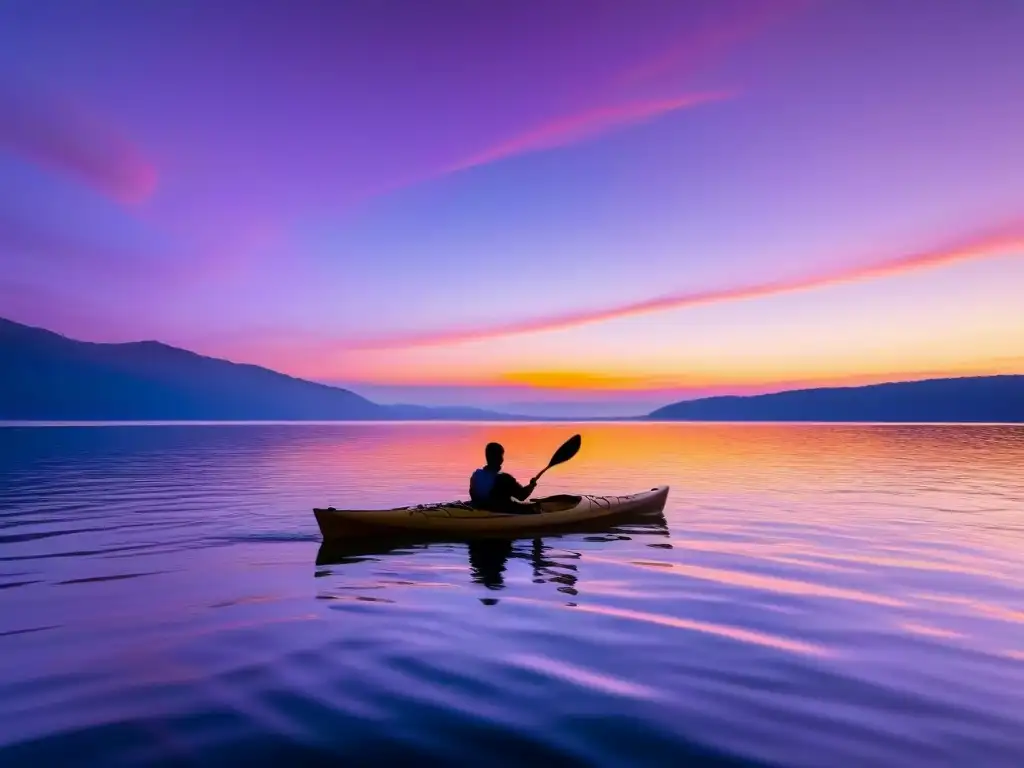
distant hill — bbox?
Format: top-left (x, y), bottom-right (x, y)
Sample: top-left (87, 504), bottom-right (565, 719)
top-left (648, 376), bottom-right (1024, 423)
top-left (0, 318), bottom-right (515, 421)
top-left (6, 317), bottom-right (1019, 423)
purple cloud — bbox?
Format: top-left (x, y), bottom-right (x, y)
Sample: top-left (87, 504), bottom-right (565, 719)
top-left (0, 79), bottom-right (157, 204)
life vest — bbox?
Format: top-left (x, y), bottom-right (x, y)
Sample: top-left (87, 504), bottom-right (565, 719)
top-left (469, 466), bottom-right (497, 504)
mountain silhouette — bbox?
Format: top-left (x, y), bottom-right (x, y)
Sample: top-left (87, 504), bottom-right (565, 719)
top-left (648, 376), bottom-right (1024, 423)
top-left (0, 318), bottom-right (514, 421)
top-left (5, 317), bottom-right (1020, 422)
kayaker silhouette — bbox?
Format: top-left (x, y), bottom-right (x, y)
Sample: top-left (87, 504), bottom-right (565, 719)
top-left (469, 442), bottom-right (539, 513)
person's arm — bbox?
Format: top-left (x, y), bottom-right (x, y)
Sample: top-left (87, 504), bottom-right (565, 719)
top-left (504, 473), bottom-right (537, 501)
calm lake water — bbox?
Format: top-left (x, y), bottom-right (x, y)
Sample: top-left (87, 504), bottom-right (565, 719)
top-left (1, 423), bottom-right (1023, 766)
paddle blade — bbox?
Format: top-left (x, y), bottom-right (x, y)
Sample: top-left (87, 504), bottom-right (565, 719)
top-left (547, 434), bottom-right (582, 469)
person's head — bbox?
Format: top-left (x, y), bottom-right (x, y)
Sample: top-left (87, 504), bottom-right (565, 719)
top-left (484, 441), bottom-right (504, 469)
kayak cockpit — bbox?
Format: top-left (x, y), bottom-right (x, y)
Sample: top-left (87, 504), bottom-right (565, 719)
top-left (532, 494), bottom-right (583, 513)
top-left (402, 494), bottom-right (584, 517)
top-left (468, 494), bottom-right (583, 516)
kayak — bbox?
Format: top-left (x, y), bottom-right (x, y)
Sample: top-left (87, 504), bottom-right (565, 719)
top-left (314, 485), bottom-right (669, 539)
top-left (313, 485), bottom-right (670, 540)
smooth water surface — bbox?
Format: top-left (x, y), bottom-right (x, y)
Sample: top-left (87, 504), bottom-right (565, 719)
top-left (1, 423), bottom-right (1023, 766)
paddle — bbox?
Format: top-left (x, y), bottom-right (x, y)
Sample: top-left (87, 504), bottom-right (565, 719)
top-left (531, 434), bottom-right (582, 485)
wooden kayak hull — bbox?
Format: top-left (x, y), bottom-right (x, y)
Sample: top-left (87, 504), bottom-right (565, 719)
top-left (313, 485), bottom-right (670, 540)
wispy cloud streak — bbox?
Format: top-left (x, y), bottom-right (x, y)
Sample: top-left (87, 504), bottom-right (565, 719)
top-left (345, 220), bottom-right (1024, 350)
top-left (443, 91), bottom-right (731, 175)
top-left (0, 80), bottom-right (157, 204)
top-left (348, 3), bottom-right (789, 205)
top-left (349, 90), bottom-right (731, 209)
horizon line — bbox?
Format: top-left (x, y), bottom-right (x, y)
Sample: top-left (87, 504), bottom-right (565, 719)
top-left (3, 314), bottom-right (1022, 416)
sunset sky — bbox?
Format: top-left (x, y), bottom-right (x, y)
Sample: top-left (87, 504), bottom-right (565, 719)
top-left (1, 0), bottom-right (1022, 416)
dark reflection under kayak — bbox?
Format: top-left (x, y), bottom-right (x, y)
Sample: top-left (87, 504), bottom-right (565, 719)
top-left (314, 513), bottom-right (670, 600)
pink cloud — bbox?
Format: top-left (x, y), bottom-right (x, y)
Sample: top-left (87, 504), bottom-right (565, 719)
top-left (442, 91), bottom-right (732, 175)
top-left (343, 90), bottom-right (732, 211)
top-left (0, 79), bottom-right (157, 205)
top-left (344, 4), bottom-right (797, 208)
top-left (344, 217), bottom-right (1024, 350)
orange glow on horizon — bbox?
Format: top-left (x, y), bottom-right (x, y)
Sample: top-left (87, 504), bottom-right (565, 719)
top-left (321, 359), bottom-right (1023, 401)
top-left (495, 360), bottom-right (1024, 392)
